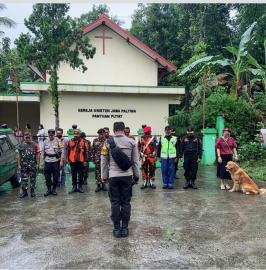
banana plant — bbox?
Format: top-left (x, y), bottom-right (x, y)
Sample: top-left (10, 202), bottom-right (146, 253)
top-left (179, 55), bottom-right (229, 128)
top-left (246, 39), bottom-right (266, 91)
top-left (179, 22), bottom-right (257, 98)
top-left (224, 22), bottom-right (257, 96)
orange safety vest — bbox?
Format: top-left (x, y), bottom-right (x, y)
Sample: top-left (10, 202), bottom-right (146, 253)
top-left (68, 138), bottom-right (88, 163)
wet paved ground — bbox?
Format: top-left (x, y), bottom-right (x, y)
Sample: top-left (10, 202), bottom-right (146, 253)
top-left (0, 166), bottom-right (266, 269)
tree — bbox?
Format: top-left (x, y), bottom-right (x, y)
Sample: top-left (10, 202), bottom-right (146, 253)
top-left (178, 22), bottom-right (257, 98)
top-left (76, 4), bottom-right (122, 27)
top-left (15, 4), bottom-right (96, 128)
top-left (234, 4), bottom-right (266, 64)
top-left (0, 4), bottom-right (15, 35)
top-left (0, 37), bottom-right (31, 90)
top-left (247, 39), bottom-right (266, 91)
top-left (130, 4), bottom-right (233, 85)
top-left (0, 37), bottom-right (31, 128)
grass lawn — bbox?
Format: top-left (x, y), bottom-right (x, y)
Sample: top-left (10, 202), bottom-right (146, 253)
top-left (240, 160), bottom-right (266, 181)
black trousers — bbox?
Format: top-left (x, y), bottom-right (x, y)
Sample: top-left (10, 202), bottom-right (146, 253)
top-left (175, 158), bottom-right (179, 175)
top-left (44, 161), bottom-right (59, 189)
top-left (183, 156), bottom-right (198, 181)
top-left (108, 176), bottom-right (133, 226)
top-left (70, 162), bottom-right (84, 186)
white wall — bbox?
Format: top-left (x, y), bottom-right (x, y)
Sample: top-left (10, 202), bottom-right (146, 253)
top-left (56, 25), bottom-right (158, 86)
top-left (40, 92), bottom-right (177, 136)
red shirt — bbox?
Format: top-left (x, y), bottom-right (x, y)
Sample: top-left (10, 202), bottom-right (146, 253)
top-left (215, 137), bottom-right (237, 156)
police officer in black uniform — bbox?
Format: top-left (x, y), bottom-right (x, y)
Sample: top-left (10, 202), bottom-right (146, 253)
top-left (179, 126), bottom-right (202, 189)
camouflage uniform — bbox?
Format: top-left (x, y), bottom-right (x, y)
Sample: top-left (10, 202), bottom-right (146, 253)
top-left (17, 141), bottom-right (40, 191)
top-left (92, 136), bottom-right (106, 184)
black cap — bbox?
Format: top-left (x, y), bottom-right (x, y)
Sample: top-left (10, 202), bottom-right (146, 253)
top-left (171, 126), bottom-right (176, 132)
top-left (187, 126), bottom-right (194, 132)
top-left (48, 129), bottom-right (55, 135)
top-left (72, 124), bottom-right (77, 129)
top-left (97, 128), bottom-right (105, 134)
top-left (80, 132), bottom-right (86, 138)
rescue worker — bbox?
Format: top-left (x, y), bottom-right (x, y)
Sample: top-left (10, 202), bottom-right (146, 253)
top-left (139, 126), bottom-right (157, 189)
top-left (138, 124), bottom-right (147, 152)
top-left (80, 132), bottom-right (92, 185)
top-left (157, 126), bottom-right (179, 189)
top-left (179, 126), bottom-right (202, 189)
top-left (92, 128), bottom-right (107, 192)
top-left (125, 127), bottom-right (135, 140)
top-left (17, 132), bottom-right (40, 198)
top-left (101, 121), bottom-right (139, 238)
top-left (68, 129), bottom-right (89, 193)
top-left (56, 128), bottom-right (68, 186)
top-left (43, 129), bottom-right (64, 196)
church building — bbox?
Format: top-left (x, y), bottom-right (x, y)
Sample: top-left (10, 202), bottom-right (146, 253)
top-left (4, 14), bottom-right (185, 135)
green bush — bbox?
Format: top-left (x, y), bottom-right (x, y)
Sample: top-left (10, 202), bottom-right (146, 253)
top-left (238, 141), bottom-right (266, 161)
top-left (168, 109), bottom-right (190, 134)
top-left (190, 92), bottom-right (262, 144)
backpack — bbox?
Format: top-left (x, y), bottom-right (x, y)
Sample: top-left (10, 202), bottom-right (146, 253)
top-left (108, 137), bottom-right (133, 171)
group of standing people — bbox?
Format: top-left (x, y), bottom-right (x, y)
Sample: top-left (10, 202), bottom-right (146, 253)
top-left (15, 121), bottom-right (238, 238)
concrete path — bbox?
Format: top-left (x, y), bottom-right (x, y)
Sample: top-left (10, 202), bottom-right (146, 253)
top-left (0, 167), bottom-right (266, 269)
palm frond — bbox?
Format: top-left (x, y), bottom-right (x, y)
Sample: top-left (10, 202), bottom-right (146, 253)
top-left (0, 17), bottom-right (16, 28)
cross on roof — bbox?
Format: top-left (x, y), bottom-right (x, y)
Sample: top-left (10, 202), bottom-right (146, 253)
top-left (95, 29), bottom-right (112, 55)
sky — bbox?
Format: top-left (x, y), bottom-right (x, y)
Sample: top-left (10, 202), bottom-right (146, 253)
top-left (1, 3), bottom-right (138, 46)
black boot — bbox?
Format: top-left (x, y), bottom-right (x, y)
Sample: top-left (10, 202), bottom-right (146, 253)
top-left (51, 187), bottom-right (57, 195)
top-left (77, 184), bottom-right (84, 193)
top-left (113, 222), bottom-right (121, 238)
top-left (69, 185), bottom-right (78, 194)
top-left (191, 179), bottom-right (198, 189)
top-left (140, 180), bottom-right (147, 189)
top-left (101, 183), bottom-right (108, 191)
top-left (95, 184), bottom-right (101, 192)
top-left (19, 189), bottom-right (28, 198)
top-left (30, 188), bottom-right (36, 198)
top-left (183, 179), bottom-right (190, 189)
top-left (44, 187), bottom-right (52, 197)
top-left (121, 221), bottom-right (129, 238)
top-left (149, 180), bottom-right (156, 189)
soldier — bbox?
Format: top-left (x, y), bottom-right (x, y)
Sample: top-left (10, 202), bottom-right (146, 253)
top-left (68, 129), bottom-right (89, 193)
top-left (56, 128), bottom-right (68, 186)
top-left (92, 128), bottom-right (107, 192)
top-left (101, 121), bottom-right (139, 238)
top-left (125, 127), bottom-right (135, 140)
top-left (103, 127), bottom-right (111, 139)
top-left (43, 129), bottom-right (64, 196)
top-left (17, 132), bottom-right (41, 198)
top-left (139, 126), bottom-right (157, 189)
top-left (157, 126), bottom-right (179, 189)
top-left (179, 126), bottom-right (202, 189)
top-left (80, 132), bottom-right (92, 185)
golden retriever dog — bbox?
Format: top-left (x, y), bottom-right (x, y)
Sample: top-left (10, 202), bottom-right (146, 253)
top-left (225, 161), bottom-right (266, 195)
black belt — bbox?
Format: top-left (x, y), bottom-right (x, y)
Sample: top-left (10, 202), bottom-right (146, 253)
top-left (45, 153), bottom-right (57, 157)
